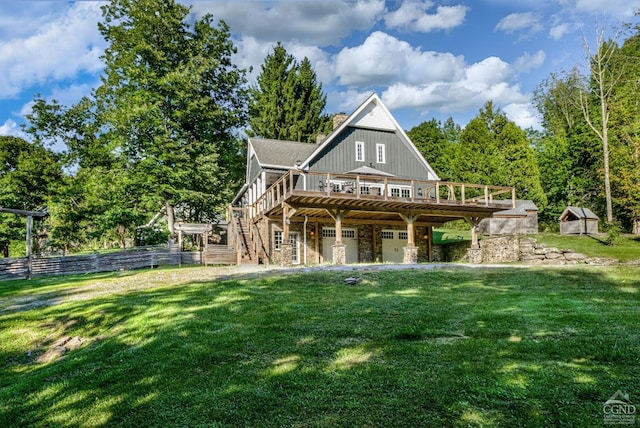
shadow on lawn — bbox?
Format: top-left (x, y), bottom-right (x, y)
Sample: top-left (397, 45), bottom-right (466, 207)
top-left (1, 266), bottom-right (639, 427)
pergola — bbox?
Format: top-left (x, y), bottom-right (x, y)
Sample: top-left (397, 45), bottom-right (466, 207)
top-left (0, 207), bottom-right (48, 278)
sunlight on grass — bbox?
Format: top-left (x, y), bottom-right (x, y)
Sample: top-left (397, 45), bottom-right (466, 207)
top-left (327, 346), bottom-right (374, 371)
top-left (266, 355), bottom-right (300, 376)
top-left (574, 374), bottom-right (597, 384)
top-left (212, 292), bottom-right (251, 307)
top-left (394, 288), bottom-right (422, 296)
top-left (458, 406), bottom-right (499, 426)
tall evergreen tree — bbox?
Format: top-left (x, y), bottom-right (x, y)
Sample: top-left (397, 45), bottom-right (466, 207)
top-left (249, 43), bottom-right (329, 142)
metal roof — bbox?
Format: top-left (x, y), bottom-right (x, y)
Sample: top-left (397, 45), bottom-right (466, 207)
top-left (559, 206), bottom-right (599, 221)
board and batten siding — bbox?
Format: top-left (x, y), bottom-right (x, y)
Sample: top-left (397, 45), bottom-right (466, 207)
top-left (248, 153), bottom-right (262, 184)
top-left (307, 127), bottom-right (432, 179)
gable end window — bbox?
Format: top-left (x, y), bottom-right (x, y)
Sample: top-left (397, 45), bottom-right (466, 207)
top-left (355, 141), bottom-right (365, 162)
top-left (376, 143), bottom-right (386, 164)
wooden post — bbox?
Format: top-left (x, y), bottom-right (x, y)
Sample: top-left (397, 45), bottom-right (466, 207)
top-left (427, 226), bottom-right (433, 262)
top-left (335, 214), bottom-right (343, 246)
top-left (465, 216), bottom-right (481, 249)
top-left (314, 222), bottom-right (319, 263)
top-left (282, 205), bottom-right (290, 244)
top-left (26, 215), bottom-right (33, 279)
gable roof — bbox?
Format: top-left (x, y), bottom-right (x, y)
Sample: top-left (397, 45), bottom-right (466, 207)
top-left (559, 206), bottom-right (599, 221)
top-left (347, 165), bottom-right (396, 177)
top-left (249, 138), bottom-right (317, 169)
top-left (298, 93), bottom-right (440, 180)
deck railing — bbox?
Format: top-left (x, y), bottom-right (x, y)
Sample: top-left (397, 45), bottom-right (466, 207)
top-left (249, 170), bottom-right (515, 219)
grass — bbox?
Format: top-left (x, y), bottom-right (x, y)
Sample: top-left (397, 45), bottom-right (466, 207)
top-left (1, 265), bottom-right (639, 427)
top-left (533, 233), bottom-right (640, 262)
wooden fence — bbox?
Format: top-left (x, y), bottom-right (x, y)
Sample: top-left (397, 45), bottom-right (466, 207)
top-left (0, 244), bottom-right (237, 281)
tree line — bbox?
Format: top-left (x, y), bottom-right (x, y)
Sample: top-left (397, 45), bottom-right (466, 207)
top-left (1, 0), bottom-right (638, 257)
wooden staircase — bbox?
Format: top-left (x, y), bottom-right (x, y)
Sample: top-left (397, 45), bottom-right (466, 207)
top-left (235, 215), bottom-right (257, 265)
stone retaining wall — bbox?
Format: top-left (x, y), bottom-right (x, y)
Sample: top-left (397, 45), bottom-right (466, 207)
top-left (475, 236), bottom-right (619, 265)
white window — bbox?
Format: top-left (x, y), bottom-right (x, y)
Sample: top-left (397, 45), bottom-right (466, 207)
top-left (390, 186), bottom-right (411, 198)
top-left (274, 231), bottom-right (283, 250)
top-left (381, 231), bottom-right (394, 239)
top-left (376, 143), bottom-right (386, 164)
top-left (322, 228), bottom-right (336, 238)
top-left (342, 229), bottom-right (356, 239)
top-left (356, 141), bottom-right (365, 162)
top-left (399, 231), bottom-right (408, 240)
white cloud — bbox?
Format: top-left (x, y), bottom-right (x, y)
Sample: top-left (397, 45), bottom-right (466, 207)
top-left (0, 119), bottom-right (28, 139)
top-left (503, 103), bottom-right (541, 129)
top-left (550, 23), bottom-right (571, 40)
top-left (513, 50), bottom-right (546, 73)
top-left (573, 0), bottom-right (640, 17)
top-left (331, 31), bottom-right (534, 120)
top-left (334, 32), bottom-right (465, 86)
top-left (495, 12), bottom-right (543, 34)
top-left (0, 2), bottom-right (105, 99)
top-left (385, 1), bottom-right (469, 32)
top-left (192, 0), bottom-right (385, 46)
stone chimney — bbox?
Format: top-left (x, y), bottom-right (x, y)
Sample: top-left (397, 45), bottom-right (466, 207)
top-left (316, 133), bottom-right (327, 144)
top-left (333, 113), bottom-right (348, 130)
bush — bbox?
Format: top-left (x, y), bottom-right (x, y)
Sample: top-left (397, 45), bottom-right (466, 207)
top-left (604, 221), bottom-right (622, 246)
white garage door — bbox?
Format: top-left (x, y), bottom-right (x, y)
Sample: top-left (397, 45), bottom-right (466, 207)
top-left (381, 230), bottom-right (408, 263)
top-left (322, 227), bottom-right (358, 263)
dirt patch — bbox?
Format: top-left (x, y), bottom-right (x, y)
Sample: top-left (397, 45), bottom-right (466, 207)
top-left (32, 336), bottom-right (90, 364)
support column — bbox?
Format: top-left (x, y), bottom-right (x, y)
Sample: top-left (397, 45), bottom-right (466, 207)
top-left (465, 216), bottom-right (482, 264)
top-left (426, 226), bottom-right (433, 262)
top-left (26, 215), bottom-right (33, 279)
top-left (328, 209), bottom-right (349, 264)
top-left (281, 204), bottom-right (295, 266)
top-left (399, 212), bottom-right (419, 264)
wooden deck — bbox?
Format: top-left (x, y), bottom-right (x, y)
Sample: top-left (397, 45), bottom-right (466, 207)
top-left (248, 170), bottom-right (515, 225)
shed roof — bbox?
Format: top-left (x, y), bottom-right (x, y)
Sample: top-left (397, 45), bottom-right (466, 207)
top-left (483, 199), bottom-right (537, 216)
top-left (250, 138), bottom-right (317, 169)
top-left (559, 206), bottom-right (599, 221)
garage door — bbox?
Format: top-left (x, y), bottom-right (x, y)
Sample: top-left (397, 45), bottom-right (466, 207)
top-left (381, 230), bottom-right (407, 263)
top-left (322, 227), bottom-right (358, 263)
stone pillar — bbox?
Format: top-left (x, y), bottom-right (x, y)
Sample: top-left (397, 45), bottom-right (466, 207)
top-left (332, 244), bottom-right (346, 265)
top-left (281, 243), bottom-right (293, 266)
top-left (403, 246), bottom-right (418, 264)
top-left (467, 247), bottom-right (482, 264)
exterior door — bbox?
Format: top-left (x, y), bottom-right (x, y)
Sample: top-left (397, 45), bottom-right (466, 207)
top-left (322, 227), bottom-right (358, 263)
top-left (290, 232), bottom-right (300, 265)
top-left (381, 230), bottom-right (407, 263)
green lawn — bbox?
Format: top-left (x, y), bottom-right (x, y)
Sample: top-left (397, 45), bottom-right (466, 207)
top-left (1, 266), bottom-right (639, 427)
top-left (533, 233), bottom-right (640, 262)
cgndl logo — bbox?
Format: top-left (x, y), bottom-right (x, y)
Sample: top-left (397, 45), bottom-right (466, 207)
top-left (603, 390), bottom-right (636, 425)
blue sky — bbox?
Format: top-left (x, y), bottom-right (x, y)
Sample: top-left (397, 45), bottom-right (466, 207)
top-left (1, 0), bottom-right (639, 145)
